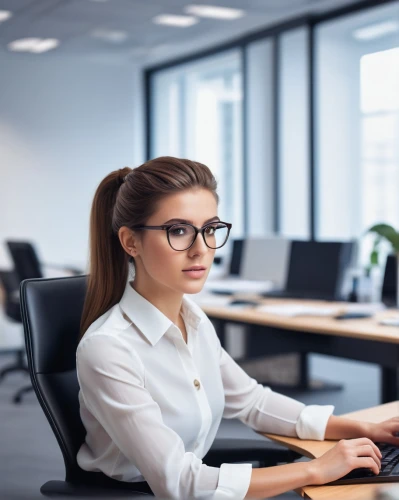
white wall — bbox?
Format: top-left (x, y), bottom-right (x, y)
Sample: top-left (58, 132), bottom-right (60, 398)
top-left (0, 53), bottom-right (144, 270)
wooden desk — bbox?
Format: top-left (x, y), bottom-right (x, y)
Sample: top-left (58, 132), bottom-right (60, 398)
top-left (202, 299), bottom-right (399, 402)
top-left (263, 401), bottom-right (399, 499)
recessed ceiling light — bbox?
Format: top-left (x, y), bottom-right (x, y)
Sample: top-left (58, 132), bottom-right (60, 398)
top-left (8, 38), bottom-right (60, 53)
top-left (0, 9), bottom-right (12, 22)
top-left (91, 28), bottom-right (128, 43)
top-left (31, 38), bottom-right (60, 53)
top-left (8, 38), bottom-right (41, 51)
top-left (184, 4), bottom-right (244, 20)
top-left (353, 20), bottom-right (399, 41)
top-left (153, 14), bottom-right (198, 28)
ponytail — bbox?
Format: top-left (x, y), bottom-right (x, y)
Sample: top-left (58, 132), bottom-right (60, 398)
top-left (80, 168), bottom-right (131, 338)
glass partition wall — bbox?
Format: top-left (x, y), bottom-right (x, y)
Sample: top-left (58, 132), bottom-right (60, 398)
top-left (147, 0), bottom-right (399, 263)
top-left (315, 1), bottom-right (399, 264)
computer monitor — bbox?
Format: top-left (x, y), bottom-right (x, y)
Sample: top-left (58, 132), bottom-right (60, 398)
top-left (381, 254), bottom-right (397, 307)
top-left (241, 237), bottom-right (290, 289)
top-left (285, 240), bottom-right (354, 300)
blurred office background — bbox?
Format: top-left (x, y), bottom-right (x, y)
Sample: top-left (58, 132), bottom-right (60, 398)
top-left (0, 0), bottom-right (399, 498)
top-left (1, 0), bottom-right (398, 270)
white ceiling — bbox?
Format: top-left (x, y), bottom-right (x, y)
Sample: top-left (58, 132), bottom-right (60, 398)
top-left (0, 0), bottom-right (377, 64)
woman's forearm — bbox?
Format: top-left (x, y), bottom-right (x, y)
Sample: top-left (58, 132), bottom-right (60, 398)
top-left (245, 462), bottom-right (314, 499)
top-left (324, 415), bottom-right (370, 440)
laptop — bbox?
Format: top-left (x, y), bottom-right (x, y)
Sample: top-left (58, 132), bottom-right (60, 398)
top-left (263, 240), bottom-right (354, 301)
top-left (329, 443), bottom-right (399, 484)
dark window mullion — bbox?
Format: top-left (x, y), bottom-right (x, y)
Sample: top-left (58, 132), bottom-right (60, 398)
top-left (273, 35), bottom-right (280, 234)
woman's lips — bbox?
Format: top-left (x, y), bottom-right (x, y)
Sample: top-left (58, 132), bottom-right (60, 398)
top-left (182, 267), bottom-right (207, 278)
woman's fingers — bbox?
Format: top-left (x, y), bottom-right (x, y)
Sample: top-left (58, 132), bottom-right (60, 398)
top-left (353, 456), bottom-right (380, 476)
top-left (349, 438), bottom-right (382, 459)
top-left (355, 445), bottom-right (381, 469)
top-left (382, 435), bottom-right (399, 447)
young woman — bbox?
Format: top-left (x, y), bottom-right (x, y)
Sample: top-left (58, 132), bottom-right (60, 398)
top-left (77, 157), bottom-right (399, 499)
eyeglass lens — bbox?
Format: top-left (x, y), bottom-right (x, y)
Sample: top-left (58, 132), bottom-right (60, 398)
top-left (168, 223), bottom-right (229, 250)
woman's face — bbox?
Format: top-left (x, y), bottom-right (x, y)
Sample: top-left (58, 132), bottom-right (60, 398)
top-left (133, 188), bottom-right (218, 297)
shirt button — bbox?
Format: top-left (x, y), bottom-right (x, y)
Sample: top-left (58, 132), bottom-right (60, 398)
top-left (193, 379), bottom-right (201, 390)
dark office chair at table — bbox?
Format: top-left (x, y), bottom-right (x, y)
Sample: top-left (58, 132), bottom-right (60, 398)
top-left (20, 275), bottom-right (298, 497)
top-left (6, 240), bottom-right (82, 280)
top-left (0, 269), bottom-right (33, 403)
top-left (229, 238), bottom-right (245, 276)
top-left (381, 254), bottom-right (397, 308)
top-left (5, 240), bottom-right (83, 404)
top-left (4, 240), bottom-right (52, 404)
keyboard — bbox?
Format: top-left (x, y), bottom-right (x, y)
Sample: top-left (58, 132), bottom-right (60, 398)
top-left (328, 444), bottom-right (399, 485)
top-left (262, 290), bottom-right (340, 301)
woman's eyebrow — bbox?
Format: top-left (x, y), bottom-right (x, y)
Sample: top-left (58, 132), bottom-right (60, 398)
top-left (162, 216), bottom-right (220, 225)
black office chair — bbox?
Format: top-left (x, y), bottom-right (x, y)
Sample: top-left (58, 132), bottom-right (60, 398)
top-left (5, 240), bottom-right (83, 405)
top-left (229, 239), bottom-right (245, 276)
top-left (0, 269), bottom-right (32, 403)
top-left (7, 240), bottom-right (82, 279)
top-left (20, 275), bottom-right (297, 497)
top-left (382, 254), bottom-right (397, 308)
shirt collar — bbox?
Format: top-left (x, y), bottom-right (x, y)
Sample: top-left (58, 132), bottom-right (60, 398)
top-left (119, 280), bottom-right (205, 346)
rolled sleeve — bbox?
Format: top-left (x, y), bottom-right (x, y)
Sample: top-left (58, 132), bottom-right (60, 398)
top-left (218, 343), bottom-right (306, 437)
top-left (214, 463), bottom-right (252, 500)
top-left (296, 405), bottom-right (335, 440)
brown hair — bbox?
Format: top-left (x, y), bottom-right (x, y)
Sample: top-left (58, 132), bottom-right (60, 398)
top-left (80, 156), bottom-right (218, 338)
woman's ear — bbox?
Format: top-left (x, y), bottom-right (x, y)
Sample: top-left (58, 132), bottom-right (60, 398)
top-left (118, 226), bottom-right (140, 257)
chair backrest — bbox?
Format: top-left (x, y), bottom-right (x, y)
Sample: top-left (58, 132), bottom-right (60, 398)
top-left (20, 275), bottom-right (88, 482)
top-left (7, 241), bottom-right (43, 282)
top-left (382, 254), bottom-right (397, 307)
top-left (286, 240), bottom-right (354, 299)
top-left (228, 239), bottom-right (244, 276)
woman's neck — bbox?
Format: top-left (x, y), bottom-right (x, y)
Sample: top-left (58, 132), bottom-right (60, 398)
top-left (131, 279), bottom-right (183, 326)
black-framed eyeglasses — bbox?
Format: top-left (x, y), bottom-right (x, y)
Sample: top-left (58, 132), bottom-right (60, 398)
top-left (132, 221), bottom-right (232, 251)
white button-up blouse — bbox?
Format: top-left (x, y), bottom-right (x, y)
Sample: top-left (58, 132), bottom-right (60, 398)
top-left (76, 280), bottom-right (334, 499)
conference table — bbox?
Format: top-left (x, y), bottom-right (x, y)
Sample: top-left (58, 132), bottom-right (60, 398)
top-left (263, 400), bottom-right (399, 499)
top-left (200, 297), bottom-right (399, 403)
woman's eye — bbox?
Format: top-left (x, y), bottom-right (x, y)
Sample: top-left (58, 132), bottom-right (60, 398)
top-left (170, 226), bottom-right (187, 236)
top-left (205, 226), bottom-right (216, 235)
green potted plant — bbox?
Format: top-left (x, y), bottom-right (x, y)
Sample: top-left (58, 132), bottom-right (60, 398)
top-left (367, 223), bottom-right (399, 307)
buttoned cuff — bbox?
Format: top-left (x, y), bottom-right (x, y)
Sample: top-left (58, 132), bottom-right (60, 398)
top-left (214, 463), bottom-right (252, 499)
top-left (296, 405), bottom-right (334, 440)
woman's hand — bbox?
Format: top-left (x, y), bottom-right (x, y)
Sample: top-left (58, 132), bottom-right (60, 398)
top-left (308, 438), bottom-right (382, 485)
top-left (325, 415), bottom-right (399, 444)
top-left (362, 418), bottom-right (399, 446)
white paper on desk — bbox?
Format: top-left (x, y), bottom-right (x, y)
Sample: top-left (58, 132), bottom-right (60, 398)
top-left (204, 279), bottom-right (274, 295)
top-left (257, 304), bottom-right (336, 317)
top-left (189, 292), bottom-right (233, 307)
top-left (343, 302), bottom-right (386, 314)
top-left (379, 315), bottom-right (399, 327)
